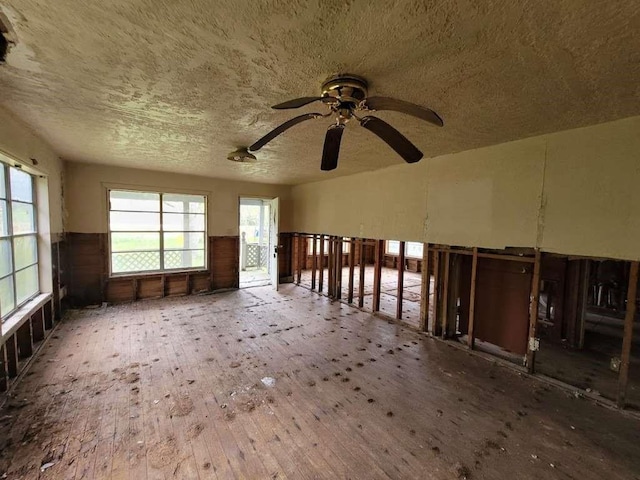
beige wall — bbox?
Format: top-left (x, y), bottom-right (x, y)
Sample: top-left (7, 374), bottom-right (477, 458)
top-left (0, 106), bottom-right (65, 234)
top-left (292, 116), bottom-right (640, 261)
top-left (65, 162), bottom-right (293, 236)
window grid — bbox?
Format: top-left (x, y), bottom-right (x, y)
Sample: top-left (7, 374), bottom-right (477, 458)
top-left (1, 164), bottom-right (39, 321)
top-left (108, 190), bottom-right (207, 275)
top-left (385, 240), bottom-right (423, 259)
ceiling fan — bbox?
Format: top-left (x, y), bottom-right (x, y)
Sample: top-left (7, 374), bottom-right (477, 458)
top-left (248, 74), bottom-right (443, 171)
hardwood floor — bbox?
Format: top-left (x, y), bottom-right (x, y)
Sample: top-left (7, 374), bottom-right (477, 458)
top-left (1, 285), bottom-right (639, 479)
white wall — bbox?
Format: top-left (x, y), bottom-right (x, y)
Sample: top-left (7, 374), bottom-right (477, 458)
top-left (0, 105), bottom-right (65, 234)
top-left (65, 162), bottom-right (293, 236)
top-left (292, 116), bottom-right (640, 261)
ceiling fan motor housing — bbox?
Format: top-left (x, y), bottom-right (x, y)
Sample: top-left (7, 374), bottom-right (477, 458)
top-left (321, 74), bottom-right (368, 106)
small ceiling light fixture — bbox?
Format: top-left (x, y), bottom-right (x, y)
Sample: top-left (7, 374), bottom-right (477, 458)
top-left (227, 148), bottom-right (257, 163)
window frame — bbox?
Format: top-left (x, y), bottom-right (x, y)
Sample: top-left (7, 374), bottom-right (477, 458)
top-left (107, 188), bottom-right (208, 277)
top-left (1, 163), bottom-right (39, 321)
top-left (307, 237), bottom-right (350, 254)
top-left (385, 240), bottom-right (424, 259)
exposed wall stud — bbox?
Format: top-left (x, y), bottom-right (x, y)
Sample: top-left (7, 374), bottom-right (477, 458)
top-left (617, 261), bottom-right (639, 408)
top-left (467, 247), bottom-right (478, 349)
top-left (396, 241), bottom-right (405, 319)
top-left (419, 245), bottom-right (430, 331)
top-left (526, 250), bottom-right (542, 372)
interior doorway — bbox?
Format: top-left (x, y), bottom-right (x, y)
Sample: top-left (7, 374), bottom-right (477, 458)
top-left (239, 197), bottom-right (277, 288)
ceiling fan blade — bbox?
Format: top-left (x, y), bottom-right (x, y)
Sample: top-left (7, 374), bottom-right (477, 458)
top-left (249, 113), bottom-right (322, 151)
top-left (360, 116), bottom-right (423, 163)
top-left (364, 96), bottom-right (443, 127)
top-left (272, 97), bottom-right (326, 109)
top-left (321, 124), bottom-right (345, 171)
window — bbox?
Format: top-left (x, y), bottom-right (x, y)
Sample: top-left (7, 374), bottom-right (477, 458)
top-left (385, 240), bottom-right (424, 258)
top-left (1, 164), bottom-right (39, 319)
top-left (109, 190), bottom-right (206, 275)
top-left (307, 237), bottom-right (350, 254)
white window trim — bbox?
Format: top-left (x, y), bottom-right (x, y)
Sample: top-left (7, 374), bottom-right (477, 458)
top-left (1, 163), bottom-right (40, 321)
top-left (107, 188), bottom-right (208, 277)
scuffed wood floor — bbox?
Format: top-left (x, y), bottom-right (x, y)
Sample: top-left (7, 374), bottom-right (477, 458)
top-left (1, 285), bottom-right (639, 479)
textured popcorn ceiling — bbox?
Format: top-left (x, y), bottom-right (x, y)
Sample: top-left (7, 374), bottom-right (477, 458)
top-left (0, 1), bottom-right (639, 185)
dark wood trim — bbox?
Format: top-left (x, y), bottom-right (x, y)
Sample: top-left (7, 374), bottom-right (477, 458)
top-left (617, 261), bottom-right (639, 408)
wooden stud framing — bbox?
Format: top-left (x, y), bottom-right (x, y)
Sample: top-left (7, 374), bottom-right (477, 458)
top-left (372, 240), bottom-right (384, 312)
top-left (335, 238), bottom-right (343, 300)
top-left (0, 344), bottom-right (7, 391)
top-left (296, 235), bottom-right (303, 285)
top-left (318, 235), bottom-right (325, 292)
top-left (396, 241), bottom-right (406, 319)
top-left (16, 322), bottom-right (33, 359)
top-left (467, 247), bottom-right (479, 349)
top-left (348, 238), bottom-right (355, 303)
top-left (440, 251), bottom-right (450, 338)
top-left (5, 335), bottom-right (17, 378)
top-left (526, 250), bottom-right (542, 373)
top-left (358, 239), bottom-right (365, 308)
top-left (328, 236), bottom-right (334, 297)
top-left (617, 261), bottom-right (639, 408)
top-left (31, 309), bottom-right (45, 343)
top-left (432, 251), bottom-right (441, 335)
top-left (419, 245), bottom-right (430, 331)
top-left (311, 235), bottom-right (318, 290)
top-left (577, 260), bottom-right (590, 349)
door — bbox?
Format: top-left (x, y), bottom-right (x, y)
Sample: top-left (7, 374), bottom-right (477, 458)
top-left (269, 197), bottom-right (279, 290)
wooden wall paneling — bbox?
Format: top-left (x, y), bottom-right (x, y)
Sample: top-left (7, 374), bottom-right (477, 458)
top-left (165, 274), bottom-right (188, 296)
top-left (432, 251), bottom-right (441, 336)
top-left (318, 234), bottom-right (325, 292)
top-left (68, 233), bottom-right (105, 306)
top-left (348, 238), bottom-right (355, 303)
top-left (44, 298), bottom-right (54, 330)
top-left (446, 253), bottom-right (462, 338)
top-left (311, 235), bottom-right (318, 290)
top-left (296, 235), bottom-right (303, 285)
top-left (419, 245), bottom-right (430, 331)
top-left (277, 232), bottom-right (293, 282)
top-left (16, 321), bottom-right (33, 359)
top-left (31, 308), bottom-right (45, 343)
top-left (467, 248), bottom-right (479, 349)
top-left (0, 344), bottom-right (7, 391)
top-left (440, 250), bottom-right (450, 339)
top-left (5, 336), bottom-right (17, 378)
top-left (577, 260), bottom-right (590, 349)
top-left (191, 272), bottom-right (211, 293)
top-left (138, 276), bottom-right (163, 299)
top-left (373, 240), bottom-right (384, 312)
top-left (210, 236), bottom-right (239, 290)
top-left (397, 241), bottom-right (406, 320)
top-left (105, 278), bottom-right (136, 303)
top-left (617, 261), bottom-right (639, 408)
top-left (526, 250), bottom-right (542, 372)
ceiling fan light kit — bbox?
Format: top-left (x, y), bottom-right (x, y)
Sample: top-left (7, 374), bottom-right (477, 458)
top-left (248, 74), bottom-right (443, 171)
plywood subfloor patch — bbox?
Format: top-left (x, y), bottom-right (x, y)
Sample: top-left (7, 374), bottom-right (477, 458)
top-left (1, 286), bottom-right (639, 479)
